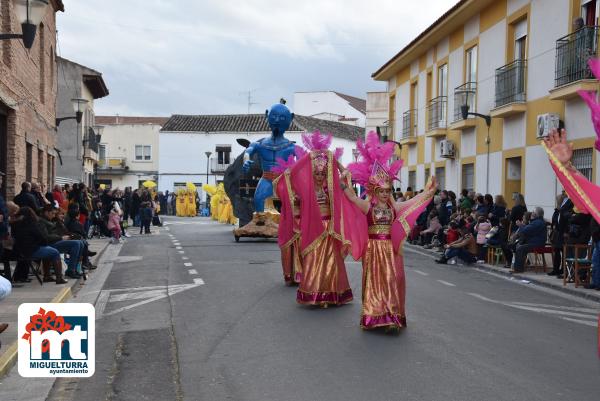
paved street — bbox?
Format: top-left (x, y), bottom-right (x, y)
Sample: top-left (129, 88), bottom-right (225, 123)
top-left (11, 216), bottom-right (598, 401)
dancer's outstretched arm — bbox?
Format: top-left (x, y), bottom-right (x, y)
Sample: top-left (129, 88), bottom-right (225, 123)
top-left (543, 128), bottom-right (600, 223)
top-left (339, 170), bottom-right (369, 214)
top-left (392, 176), bottom-right (438, 214)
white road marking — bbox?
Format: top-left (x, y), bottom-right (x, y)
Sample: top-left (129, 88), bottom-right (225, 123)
top-left (405, 247), bottom-right (439, 258)
top-left (96, 281), bottom-right (205, 317)
top-left (181, 256), bottom-right (189, 260)
top-left (510, 301), bottom-right (599, 314)
top-left (437, 280), bottom-right (456, 287)
top-left (561, 317), bottom-right (598, 327)
top-left (178, 250), bottom-right (184, 254)
top-left (467, 293), bottom-right (599, 327)
top-left (176, 246), bottom-right (182, 249)
top-left (413, 269), bottom-right (429, 276)
top-left (184, 262), bottom-right (193, 267)
top-left (188, 269), bottom-right (198, 275)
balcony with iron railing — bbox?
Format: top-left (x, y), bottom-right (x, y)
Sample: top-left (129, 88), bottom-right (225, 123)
top-left (449, 82), bottom-right (478, 131)
top-left (400, 109), bottom-right (418, 144)
top-left (426, 96), bottom-right (448, 137)
top-left (550, 26), bottom-right (600, 100)
top-left (97, 157), bottom-right (128, 173)
top-left (490, 59), bottom-right (527, 118)
top-left (211, 158), bottom-right (232, 174)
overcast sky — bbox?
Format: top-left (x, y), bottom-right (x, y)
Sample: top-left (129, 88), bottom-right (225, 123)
top-left (57, 0), bottom-right (458, 117)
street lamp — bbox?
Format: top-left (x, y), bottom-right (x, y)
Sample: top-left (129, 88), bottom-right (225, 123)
top-left (56, 98), bottom-right (88, 126)
top-left (460, 95), bottom-right (492, 193)
top-left (205, 151), bottom-right (212, 185)
top-left (0, 0), bottom-right (49, 49)
top-left (93, 125), bottom-right (104, 143)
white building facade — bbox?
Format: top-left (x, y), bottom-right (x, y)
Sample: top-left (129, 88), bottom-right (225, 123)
top-left (94, 116), bottom-right (168, 189)
top-left (372, 0), bottom-right (600, 217)
top-left (159, 114), bottom-right (364, 202)
top-left (365, 92), bottom-right (389, 137)
top-left (293, 91), bottom-right (367, 127)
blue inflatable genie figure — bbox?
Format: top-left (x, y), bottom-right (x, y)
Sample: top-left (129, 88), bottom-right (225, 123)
top-left (243, 100), bottom-right (296, 213)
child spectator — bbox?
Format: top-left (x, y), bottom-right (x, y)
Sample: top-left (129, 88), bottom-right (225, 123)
top-left (140, 201), bottom-right (153, 234)
top-left (445, 221), bottom-right (460, 245)
top-left (475, 216), bottom-right (492, 262)
top-left (107, 203), bottom-right (122, 244)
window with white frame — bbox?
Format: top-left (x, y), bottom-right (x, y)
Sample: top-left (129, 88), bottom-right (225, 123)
top-left (98, 144), bottom-right (106, 166)
top-left (408, 171), bottom-right (416, 190)
top-left (435, 166), bottom-right (446, 190)
top-left (466, 46), bottom-right (477, 83)
top-left (462, 163), bottom-right (474, 192)
top-left (572, 148), bottom-right (593, 181)
top-left (582, 0), bottom-right (598, 26)
top-left (438, 63), bottom-right (448, 97)
top-left (216, 145), bottom-right (231, 165)
top-left (135, 145), bottom-right (152, 161)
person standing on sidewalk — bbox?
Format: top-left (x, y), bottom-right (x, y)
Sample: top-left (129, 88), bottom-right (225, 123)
top-left (0, 274), bottom-right (11, 349)
top-left (584, 219), bottom-right (600, 290)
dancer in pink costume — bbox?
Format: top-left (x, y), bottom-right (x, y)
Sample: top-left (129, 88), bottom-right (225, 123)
top-left (278, 131), bottom-right (366, 307)
top-left (273, 146), bottom-right (306, 286)
top-left (342, 132), bottom-right (437, 331)
top-left (543, 58), bottom-right (600, 224)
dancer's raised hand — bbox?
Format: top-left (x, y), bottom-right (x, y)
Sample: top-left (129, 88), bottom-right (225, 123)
top-left (544, 128), bottom-right (573, 165)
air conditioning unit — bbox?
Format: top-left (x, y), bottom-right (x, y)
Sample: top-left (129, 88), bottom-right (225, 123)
top-left (440, 139), bottom-right (455, 159)
top-left (537, 113), bottom-right (560, 139)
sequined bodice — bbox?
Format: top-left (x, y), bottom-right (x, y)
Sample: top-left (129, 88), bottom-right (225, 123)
top-left (315, 187), bottom-right (330, 216)
top-left (368, 205), bottom-right (394, 234)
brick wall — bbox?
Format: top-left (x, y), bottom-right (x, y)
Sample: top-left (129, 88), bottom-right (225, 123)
top-left (0, 1), bottom-right (62, 198)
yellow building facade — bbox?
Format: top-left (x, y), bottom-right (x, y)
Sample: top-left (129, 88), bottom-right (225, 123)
top-left (373, 0), bottom-right (600, 213)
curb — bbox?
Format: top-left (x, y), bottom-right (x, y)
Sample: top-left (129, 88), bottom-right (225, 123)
top-left (0, 239), bottom-right (111, 378)
top-left (405, 243), bottom-right (600, 303)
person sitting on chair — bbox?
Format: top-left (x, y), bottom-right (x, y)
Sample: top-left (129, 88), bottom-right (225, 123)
top-left (506, 207), bottom-right (547, 273)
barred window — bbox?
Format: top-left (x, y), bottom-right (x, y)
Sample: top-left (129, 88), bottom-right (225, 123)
top-left (572, 148), bottom-right (593, 181)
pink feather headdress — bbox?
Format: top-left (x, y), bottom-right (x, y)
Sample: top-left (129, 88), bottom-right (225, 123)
top-left (347, 131), bottom-right (403, 196)
top-left (272, 145), bottom-right (307, 174)
top-left (301, 130), bottom-right (343, 172)
top-left (577, 58), bottom-right (600, 152)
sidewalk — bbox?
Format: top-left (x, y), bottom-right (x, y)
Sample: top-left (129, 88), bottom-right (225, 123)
top-left (406, 243), bottom-right (600, 303)
top-left (0, 238), bottom-right (111, 377)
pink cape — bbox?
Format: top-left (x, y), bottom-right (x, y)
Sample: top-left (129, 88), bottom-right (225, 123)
top-left (279, 151), bottom-right (366, 260)
top-left (543, 142), bottom-right (600, 224)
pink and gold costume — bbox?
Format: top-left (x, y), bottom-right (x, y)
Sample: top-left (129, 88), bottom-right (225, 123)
top-left (348, 132), bottom-right (434, 329)
top-left (275, 170), bottom-right (303, 285)
top-left (278, 132), bottom-right (366, 306)
top-left (543, 58), bottom-right (600, 224)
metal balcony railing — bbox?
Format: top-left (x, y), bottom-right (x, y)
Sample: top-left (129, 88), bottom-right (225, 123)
top-left (494, 59), bottom-right (527, 108)
top-left (97, 157), bottom-right (127, 169)
top-left (402, 109), bottom-right (417, 139)
top-left (555, 26), bottom-right (600, 87)
top-left (427, 96), bottom-right (448, 131)
top-left (453, 82), bottom-right (477, 122)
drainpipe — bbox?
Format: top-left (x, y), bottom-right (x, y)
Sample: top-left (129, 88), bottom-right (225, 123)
top-left (485, 125), bottom-right (490, 194)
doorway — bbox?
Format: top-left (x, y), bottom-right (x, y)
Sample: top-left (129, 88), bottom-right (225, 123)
top-left (504, 157), bottom-right (522, 208)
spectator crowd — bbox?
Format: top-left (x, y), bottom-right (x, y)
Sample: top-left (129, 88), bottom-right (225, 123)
top-left (401, 187), bottom-right (599, 291)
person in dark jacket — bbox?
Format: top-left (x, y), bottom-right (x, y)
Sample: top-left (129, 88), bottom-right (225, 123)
top-left (508, 207), bottom-right (548, 273)
top-left (13, 182), bottom-right (39, 211)
top-left (11, 207), bottom-right (67, 284)
top-left (437, 193), bottom-right (449, 227)
top-left (548, 194), bottom-right (573, 276)
top-left (139, 201), bottom-right (153, 234)
top-left (123, 187), bottom-right (132, 223)
top-left (489, 195), bottom-right (507, 227)
top-left (508, 193), bottom-right (527, 233)
top-left (38, 205), bottom-right (84, 278)
top-left (584, 219), bottom-right (600, 290)
top-left (131, 189), bottom-right (141, 227)
top-left (60, 207), bottom-right (97, 269)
